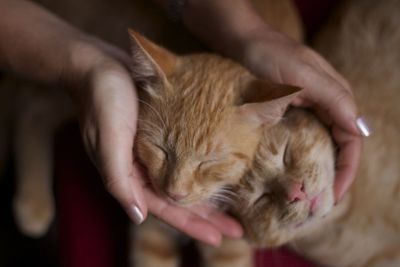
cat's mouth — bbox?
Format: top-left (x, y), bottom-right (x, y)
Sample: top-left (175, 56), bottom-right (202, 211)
top-left (292, 189), bottom-right (332, 228)
top-left (308, 192), bottom-right (323, 216)
top-left (293, 195), bottom-right (321, 228)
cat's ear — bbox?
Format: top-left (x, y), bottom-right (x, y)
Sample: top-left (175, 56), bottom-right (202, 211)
top-left (236, 79), bottom-right (302, 127)
top-left (128, 29), bottom-right (178, 93)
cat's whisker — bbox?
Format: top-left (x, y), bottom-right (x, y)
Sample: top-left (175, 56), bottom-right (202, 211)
top-left (210, 192), bottom-right (235, 207)
top-left (207, 198), bottom-right (221, 209)
top-left (137, 118), bottom-right (163, 132)
top-left (137, 125), bottom-right (163, 138)
top-left (216, 190), bottom-right (235, 199)
top-left (136, 124), bottom-right (163, 136)
top-left (217, 186), bottom-right (239, 203)
top-left (219, 188), bottom-right (237, 198)
top-left (137, 99), bottom-right (168, 131)
top-left (210, 195), bottom-right (223, 205)
top-left (137, 128), bottom-right (160, 137)
top-left (134, 136), bottom-right (152, 145)
top-left (136, 130), bottom-right (160, 140)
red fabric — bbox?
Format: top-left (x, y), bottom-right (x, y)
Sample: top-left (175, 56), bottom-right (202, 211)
top-left (54, 2), bottom-right (338, 266)
top-left (255, 249), bottom-right (318, 267)
top-left (55, 125), bottom-right (128, 267)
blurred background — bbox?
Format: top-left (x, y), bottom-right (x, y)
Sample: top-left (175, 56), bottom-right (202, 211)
top-left (0, 160), bottom-right (58, 267)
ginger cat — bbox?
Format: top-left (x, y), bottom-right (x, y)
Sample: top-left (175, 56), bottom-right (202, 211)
top-left (0, 0), bottom-right (303, 266)
top-left (130, 30), bottom-right (308, 267)
top-left (132, 1), bottom-right (400, 267)
top-left (295, 0), bottom-right (400, 266)
top-left (0, 0), bottom-right (301, 238)
top-left (226, 1), bottom-right (400, 267)
top-left (4, 0), bottom-right (400, 266)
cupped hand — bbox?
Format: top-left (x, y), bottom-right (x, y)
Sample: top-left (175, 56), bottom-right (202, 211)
top-left (69, 43), bottom-right (242, 246)
top-left (242, 29), bottom-right (364, 202)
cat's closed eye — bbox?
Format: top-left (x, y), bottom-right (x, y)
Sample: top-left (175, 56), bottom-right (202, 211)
top-left (283, 143), bottom-right (291, 166)
top-left (137, 142), bottom-right (168, 177)
top-left (153, 143), bottom-right (168, 160)
top-left (254, 190), bottom-right (272, 206)
top-left (197, 159), bottom-right (219, 170)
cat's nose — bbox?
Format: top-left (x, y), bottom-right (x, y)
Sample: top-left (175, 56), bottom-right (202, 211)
top-left (287, 182), bottom-right (307, 203)
top-left (167, 192), bottom-right (188, 202)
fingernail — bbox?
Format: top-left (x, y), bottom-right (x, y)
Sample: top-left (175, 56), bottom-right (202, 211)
top-left (231, 229), bottom-right (244, 239)
top-left (230, 225), bottom-right (244, 238)
top-left (206, 233), bottom-right (222, 247)
top-left (356, 117), bottom-right (371, 137)
top-left (129, 205), bottom-right (144, 224)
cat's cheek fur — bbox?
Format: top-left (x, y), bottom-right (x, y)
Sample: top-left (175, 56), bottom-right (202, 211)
top-left (312, 189), bottom-right (334, 218)
top-left (165, 160), bottom-right (248, 206)
top-left (135, 141), bottom-right (166, 182)
top-left (244, 215), bottom-right (292, 247)
top-left (245, 190), bottom-right (335, 248)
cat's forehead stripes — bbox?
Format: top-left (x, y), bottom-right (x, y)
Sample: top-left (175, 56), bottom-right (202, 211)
top-left (158, 55), bottom-right (243, 155)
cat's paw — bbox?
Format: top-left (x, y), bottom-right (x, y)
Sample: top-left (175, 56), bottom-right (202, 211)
top-left (13, 192), bottom-right (55, 238)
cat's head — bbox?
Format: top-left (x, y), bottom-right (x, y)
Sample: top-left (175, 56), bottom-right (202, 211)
top-left (130, 30), bottom-right (303, 207)
top-left (235, 108), bottom-right (335, 247)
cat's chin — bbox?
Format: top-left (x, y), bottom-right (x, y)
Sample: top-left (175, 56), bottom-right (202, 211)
top-left (246, 190), bottom-right (335, 248)
top-left (294, 189), bottom-right (334, 224)
top-left (247, 216), bottom-right (328, 248)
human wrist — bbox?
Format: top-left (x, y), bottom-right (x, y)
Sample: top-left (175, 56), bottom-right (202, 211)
top-left (64, 37), bottom-right (127, 102)
top-left (239, 25), bottom-right (301, 79)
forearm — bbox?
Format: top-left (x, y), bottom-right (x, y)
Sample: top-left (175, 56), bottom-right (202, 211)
top-left (0, 0), bottom-right (103, 84)
top-left (154, 0), bottom-right (270, 62)
top-left (184, 0), bottom-right (265, 58)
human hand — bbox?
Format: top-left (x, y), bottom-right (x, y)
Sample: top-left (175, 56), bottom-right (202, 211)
top-left (0, 0), bottom-right (241, 245)
top-left (70, 42), bottom-right (242, 246)
top-left (241, 28), bottom-right (369, 202)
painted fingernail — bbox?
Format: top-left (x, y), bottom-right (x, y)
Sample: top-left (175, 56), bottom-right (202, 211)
top-left (356, 117), bottom-right (371, 137)
top-left (130, 205), bottom-right (144, 224)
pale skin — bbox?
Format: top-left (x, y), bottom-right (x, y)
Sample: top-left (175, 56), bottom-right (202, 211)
top-left (0, 0), bottom-right (362, 246)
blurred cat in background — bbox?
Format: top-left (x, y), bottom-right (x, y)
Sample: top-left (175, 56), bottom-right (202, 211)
top-left (132, 0), bottom-right (400, 267)
top-left (230, 0), bottom-right (400, 266)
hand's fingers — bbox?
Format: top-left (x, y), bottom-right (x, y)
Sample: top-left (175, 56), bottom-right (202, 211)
top-left (291, 67), bottom-right (362, 202)
top-left (311, 52), bottom-right (353, 95)
top-left (332, 126), bottom-right (362, 201)
top-left (107, 163), bottom-right (148, 225)
top-left (82, 118), bottom-right (147, 224)
top-left (96, 125), bottom-right (148, 224)
top-left (192, 205), bottom-right (243, 238)
top-left (145, 189), bottom-right (223, 246)
top-left (299, 69), bottom-right (360, 136)
top-left (95, 40), bottom-right (132, 69)
top-left (84, 66), bottom-right (148, 224)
